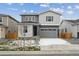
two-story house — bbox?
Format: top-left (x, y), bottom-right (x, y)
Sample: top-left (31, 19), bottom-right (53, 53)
top-left (0, 14), bottom-right (19, 39)
top-left (18, 10), bottom-right (62, 38)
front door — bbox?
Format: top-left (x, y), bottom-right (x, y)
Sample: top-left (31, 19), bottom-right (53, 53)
top-left (77, 32), bottom-right (79, 38)
top-left (33, 26), bottom-right (37, 36)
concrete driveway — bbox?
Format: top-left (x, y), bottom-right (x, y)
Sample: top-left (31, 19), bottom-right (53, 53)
top-left (39, 38), bottom-right (71, 46)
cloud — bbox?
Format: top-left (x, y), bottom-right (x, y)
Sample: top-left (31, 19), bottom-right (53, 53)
top-left (20, 3), bottom-right (24, 6)
top-left (22, 9), bottom-right (35, 13)
top-left (7, 3), bottom-right (12, 5)
top-left (75, 5), bottom-right (79, 9)
top-left (40, 3), bottom-right (50, 7)
top-left (33, 3), bottom-right (38, 5)
top-left (49, 8), bottom-right (64, 13)
top-left (22, 9), bottom-right (27, 13)
top-left (8, 8), bottom-right (18, 11)
top-left (61, 6), bottom-right (64, 8)
top-left (30, 10), bottom-right (34, 13)
top-left (67, 6), bottom-right (72, 9)
top-left (60, 16), bottom-right (64, 19)
top-left (66, 10), bottom-right (74, 15)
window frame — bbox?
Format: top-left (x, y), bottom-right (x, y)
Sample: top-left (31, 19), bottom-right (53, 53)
top-left (46, 16), bottom-right (53, 22)
top-left (41, 28), bottom-right (56, 31)
top-left (29, 16), bottom-right (32, 21)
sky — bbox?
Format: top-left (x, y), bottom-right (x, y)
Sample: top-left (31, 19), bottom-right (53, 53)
top-left (0, 3), bottom-right (79, 21)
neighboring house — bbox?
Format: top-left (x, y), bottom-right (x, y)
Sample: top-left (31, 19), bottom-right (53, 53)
top-left (0, 14), bottom-right (19, 39)
top-left (18, 10), bottom-right (62, 38)
top-left (59, 19), bottom-right (79, 38)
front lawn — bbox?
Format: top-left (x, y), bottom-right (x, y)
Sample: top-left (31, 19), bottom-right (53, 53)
top-left (0, 40), bottom-right (40, 51)
top-left (0, 46), bottom-right (40, 51)
top-left (0, 42), bottom-right (8, 45)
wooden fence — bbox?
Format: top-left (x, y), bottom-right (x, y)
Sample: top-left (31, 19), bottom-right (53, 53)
top-left (59, 32), bottom-right (72, 39)
top-left (5, 33), bottom-right (18, 40)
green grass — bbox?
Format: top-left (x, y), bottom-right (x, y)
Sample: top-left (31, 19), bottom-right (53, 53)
top-left (0, 42), bottom-right (8, 45)
top-left (0, 41), bottom-right (17, 46)
top-left (0, 46), bottom-right (40, 51)
top-left (0, 41), bottom-right (40, 51)
top-left (15, 46), bottom-right (40, 51)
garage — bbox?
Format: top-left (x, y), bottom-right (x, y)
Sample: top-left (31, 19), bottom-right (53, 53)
top-left (39, 26), bottom-right (59, 38)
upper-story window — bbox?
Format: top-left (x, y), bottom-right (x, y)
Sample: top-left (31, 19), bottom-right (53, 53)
top-left (0, 17), bottom-right (2, 22)
top-left (46, 16), bottom-right (53, 22)
top-left (25, 16), bottom-right (32, 21)
top-left (29, 17), bottom-right (31, 21)
top-left (26, 16), bottom-right (28, 20)
top-left (25, 16), bottom-right (38, 22)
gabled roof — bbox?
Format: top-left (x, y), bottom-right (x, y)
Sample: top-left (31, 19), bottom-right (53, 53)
top-left (39, 10), bottom-right (61, 15)
top-left (21, 13), bottom-right (39, 16)
top-left (64, 19), bottom-right (79, 23)
top-left (0, 14), bottom-right (19, 23)
top-left (20, 10), bottom-right (61, 16)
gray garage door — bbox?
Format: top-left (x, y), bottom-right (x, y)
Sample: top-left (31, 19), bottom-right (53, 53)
top-left (39, 28), bottom-right (58, 38)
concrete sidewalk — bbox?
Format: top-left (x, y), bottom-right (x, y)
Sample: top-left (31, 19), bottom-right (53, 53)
top-left (0, 50), bottom-right (79, 56)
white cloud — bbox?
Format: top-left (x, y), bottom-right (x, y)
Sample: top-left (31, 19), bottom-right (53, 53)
top-left (30, 10), bottom-right (34, 13)
top-left (66, 10), bottom-right (74, 15)
top-left (40, 3), bottom-right (49, 7)
top-left (33, 3), bottom-right (38, 5)
top-left (61, 6), bottom-right (64, 8)
top-left (22, 9), bottom-right (27, 13)
top-left (49, 8), bottom-right (64, 13)
top-left (22, 10), bottom-right (34, 13)
top-left (20, 3), bottom-right (24, 6)
top-left (8, 8), bottom-right (18, 11)
top-left (67, 6), bottom-right (72, 9)
top-left (60, 16), bottom-right (64, 19)
top-left (75, 5), bottom-right (79, 9)
top-left (7, 3), bottom-right (12, 5)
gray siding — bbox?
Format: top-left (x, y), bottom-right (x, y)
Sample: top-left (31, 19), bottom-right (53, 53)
top-left (0, 16), bottom-right (8, 26)
top-left (39, 12), bottom-right (61, 25)
top-left (7, 17), bottom-right (18, 33)
top-left (0, 27), bottom-right (6, 38)
top-left (59, 21), bottom-right (73, 33)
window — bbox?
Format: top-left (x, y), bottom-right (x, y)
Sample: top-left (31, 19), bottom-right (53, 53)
top-left (33, 16), bottom-right (35, 21)
top-left (52, 29), bottom-right (56, 31)
top-left (41, 29), bottom-right (56, 31)
top-left (48, 29), bottom-right (56, 31)
top-left (41, 29), bottom-right (44, 31)
top-left (26, 16), bottom-right (28, 20)
top-left (25, 16), bottom-right (33, 21)
top-left (29, 16), bottom-right (31, 21)
top-left (24, 16), bottom-right (29, 22)
top-left (23, 26), bottom-right (27, 33)
top-left (46, 16), bottom-right (53, 21)
top-left (49, 29), bottom-right (52, 31)
top-left (0, 17), bottom-right (2, 22)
